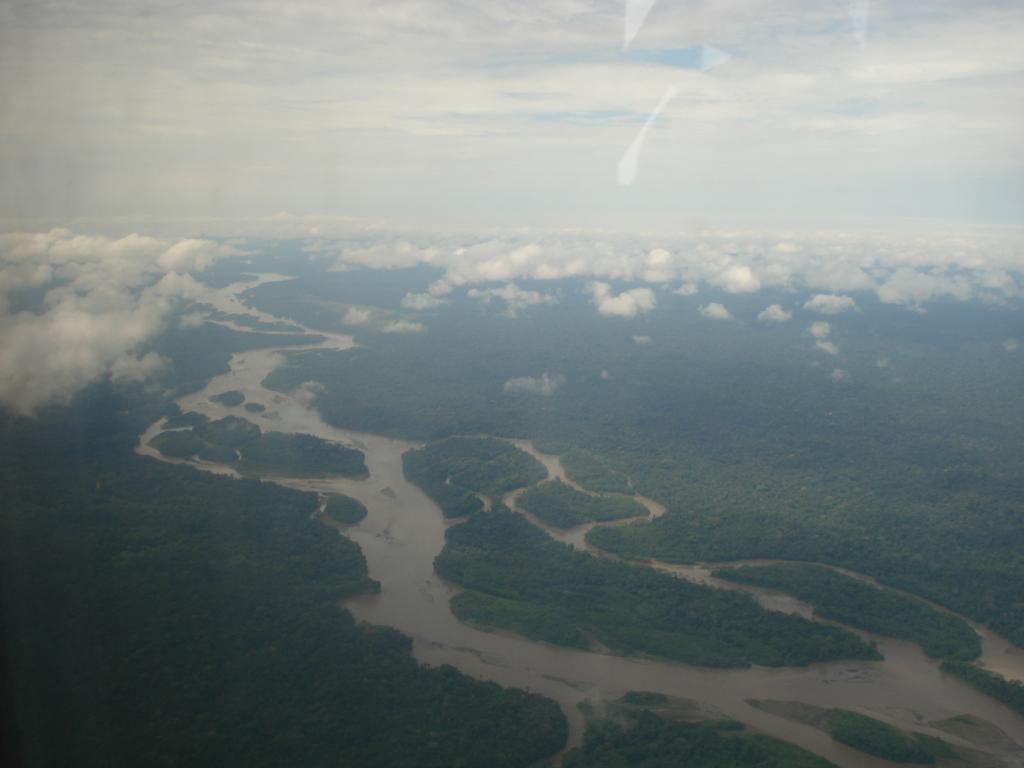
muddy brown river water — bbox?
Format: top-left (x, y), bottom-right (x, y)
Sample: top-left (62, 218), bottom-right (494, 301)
top-left (137, 276), bottom-right (1024, 767)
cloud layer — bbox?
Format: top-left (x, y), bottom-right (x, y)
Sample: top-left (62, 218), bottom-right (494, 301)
top-left (326, 229), bottom-right (1022, 313)
top-left (3, 0), bottom-right (1023, 228)
top-left (0, 229), bottom-right (234, 415)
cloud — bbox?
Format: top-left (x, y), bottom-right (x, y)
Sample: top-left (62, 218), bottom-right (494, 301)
top-left (586, 282), bottom-right (656, 318)
top-left (830, 368), bottom-right (850, 382)
top-left (632, 335), bottom-right (652, 345)
top-left (332, 240), bottom-right (439, 271)
top-left (809, 321), bottom-right (832, 339)
top-left (468, 282), bottom-right (556, 317)
top-left (110, 351), bottom-right (169, 383)
top-left (178, 311), bottom-right (207, 329)
top-left (343, 307), bottom-right (374, 326)
top-left (0, 229), bottom-right (232, 415)
top-left (711, 265), bottom-right (761, 294)
top-left (237, 228), bottom-right (1023, 318)
top-left (674, 281), bottom-right (699, 296)
top-left (875, 268), bottom-right (975, 307)
top-left (699, 302), bottom-right (733, 321)
top-left (5, 0), bottom-right (1024, 232)
top-left (804, 293), bottom-right (858, 314)
top-left (402, 278), bottom-right (454, 309)
top-left (503, 372), bottom-right (565, 396)
top-left (401, 292), bottom-right (448, 310)
top-left (808, 320), bottom-right (839, 354)
top-left (757, 304), bottom-right (792, 322)
top-left (381, 319), bottom-right (425, 334)
top-left (1004, 338), bottom-right (1020, 352)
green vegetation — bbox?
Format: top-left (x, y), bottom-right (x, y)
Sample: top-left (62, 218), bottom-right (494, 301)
top-left (150, 428), bottom-right (207, 458)
top-left (824, 710), bottom-right (953, 763)
top-left (928, 714), bottom-right (1021, 752)
top-left (563, 711), bottom-right (835, 768)
top-left (713, 564), bottom-right (980, 660)
top-left (244, 402), bottom-right (266, 413)
top-left (941, 661), bottom-right (1024, 715)
top-left (194, 413), bottom-right (261, 445)
top-left (558, 448), bottom-right (633, 494)
top-left (1, 386), bottom-right (567, 768)
top-left (163, 409), bottom-right (210, 429)
top-left (324, 494), bottom-right (369, 525)
top-left (403, 437), bottom-right (546, 517)
top-left (237, 431), bottom-right (368, 477)
top-left (151, 317), bottom-right (320, 396)
top-left (149, 414), bottom-right (368, 478)
top-left (517, 480), bottom-right (645, 528)
top-left (436, 507), bottom-right (880, 667)
top-left (253, 277), bottom-right (1024, 649)
top-left (211, 389), bottom-right (245, 406)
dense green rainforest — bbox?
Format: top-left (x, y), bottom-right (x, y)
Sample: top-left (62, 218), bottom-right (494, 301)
top-left (0, 325), bottom-right (566, 767)
top-left (249, 267), bottom-right (1024, 651)
top-left (5, 258), bottom-right (1022, 767)
top-left (435, 505), bottom-right (878, 666)
top-left (713, 564), bottom-right (981, 661)
top-left (563, 710), bottom-right (835, 768)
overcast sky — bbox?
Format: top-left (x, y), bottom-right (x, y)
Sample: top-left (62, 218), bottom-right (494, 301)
top-left (2, 0), bottom-right (1023, 232)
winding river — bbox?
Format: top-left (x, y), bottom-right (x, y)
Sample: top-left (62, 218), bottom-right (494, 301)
top-left (138, 276), bottom-right (1024, 767)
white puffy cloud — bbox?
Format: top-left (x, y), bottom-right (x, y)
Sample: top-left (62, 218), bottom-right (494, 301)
top-left (699, 302), bottom-right (733, 321)
top-left (332, 240), bottom-right (439, 271)
top-left (381, 320), bottom-right (425, 334)
top-left (1004, 338), bottom-right (1020, 352)
top-left (711, 265), bottom-right (761, 294)
top-left (503, 372), bottom-right (565, 396)
top-left (807, 320), bottom-right (839, 354)
top-left (401, 292), bottom-right (448, 310)
top-left (674, 281), bottom-right (699, 296)
top-left (875, 268), bottom-right (974, 307)
top-left (158, 239), bottom-right (224, 274)
top-left (343, 307), bottom-right (374, 326)
top-left (287, 227), bottom-right (1024, 316)
top-left (586, 282), bottom-right (656, 318)
top-left (642, 249), bottom-right (675, 283)
top-left (830, 368), bottom-right (850, 382)
top-left (632, 335), bottom-right (652, 345)
top-left (0, 229), bottom-right (233, 415)
top-left (809, 321), bottom-right (832, 339)
top-left (804, 293), bottom-right (858, 315)
top-left (467, 282), bottom-right (556, 317)
top-left (757, 304), bottom-right (792, 322)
